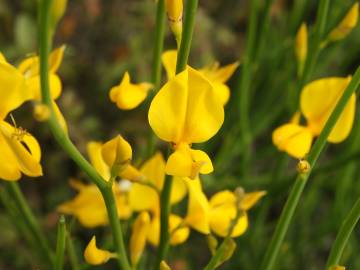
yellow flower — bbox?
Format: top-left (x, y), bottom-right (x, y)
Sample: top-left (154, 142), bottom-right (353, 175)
top-left (295, 23), bottom-right (307, 63)
top-left (273, 77), bottom-right (355, 158)
top-left (109, 72), bottom-right (153, 110)
top-left (84, 236), bottom-right (116, 265)
top-left (58, 142), bottom-right (132, 227)
top-left (148, 66), bottom-right (224, 178)
top-left (165, 0), bottom-right (183, 45)
top-left (130, 211), bottom-right (151, 266)
top-left (128, 152), bottom-right (190, 246)
top-left (328, 2), bottom-right (359, 42)
top-left (0, 120), bottom-right (43, 181)
top-left (162, 50), bottom-right (239, 105)
top-left (50, 0), bottom-right (68, 28)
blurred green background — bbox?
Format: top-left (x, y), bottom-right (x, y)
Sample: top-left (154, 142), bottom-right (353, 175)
top-left (0, 0), bottom-right (359, 269)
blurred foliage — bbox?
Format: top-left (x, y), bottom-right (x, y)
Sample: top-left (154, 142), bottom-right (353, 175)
top-left (0, 0), bottom-right (360, 269)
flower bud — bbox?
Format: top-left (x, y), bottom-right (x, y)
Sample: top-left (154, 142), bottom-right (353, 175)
top-left (160, 260), bottom-right (172, 270)
top-left (130, 212), bottom-right (151, 266)
top-left (84, 236), bottom-right (116, 265)
top-left (33, 104), bottom-right (51, 122)
top-left (50, 0), bottom-right (68, 30)
top-left (165, 0), bottom-right (183, 46)
top-left (206, 234), bottom-right (218, 255)
top-left (215, 238), bottom-right (236, 268)
top-left (328, 3), bottom-right (359, 42)
top-left (330, 266), bottom-right (346, 270)
top-left (295, 23), bottom-right (307, 76)
top-left (297, 159), bottom-right (310, 174)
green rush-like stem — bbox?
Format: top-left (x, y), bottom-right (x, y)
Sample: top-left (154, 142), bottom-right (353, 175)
top-left (38, 1), bottom-right (131, 270)
top-left (175, 0), bottom-right (198, 73)
top-left (152, 174), bottom-right (173, 270)
top-left (55, 216), bottom-right (66, 270)
top-left (66, 232), bottom-right (81, 270)
top-left (326, 197), bottom-right (360, 269)
top-left (259, 66), bottom-right (360, 270)
top-left (7, 182), bottom-right (54, 266)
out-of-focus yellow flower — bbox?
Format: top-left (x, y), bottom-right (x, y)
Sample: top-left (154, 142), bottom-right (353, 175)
top-left (330, 266), bottom-right (346, 270)
top-left (295, 23), bottom-right (307, 76)
top-left (148, 66), bottom-right (224, 178)
top-left (160, 260), bottom-right (172, 270)
top-left (273, 77), bottom-right (355, 158)
top-left (0, 120), bottom-right (43, 181)
top-left (84, 236), bottom-right (116, 265)
top-left (165, 0), bottom-right (183, 46)
top-left (128, 152), bottom-right (190, 246)
top-left (130, 211), bottom-right (151, 266)
top-left (328, 2), bottom-right (359, 42)
top-left (50, 0), bottom-right (68, 29)
top-left (58, 141), bottom-right (132, 227)
top-left (33, 104), bottom-right (51, 122)
top-left (208, 190), bottom-right (265, 237)
top-left (109, 72), bottom-right (153, 110)
top-left (162, 50), bottom-right (239, 105)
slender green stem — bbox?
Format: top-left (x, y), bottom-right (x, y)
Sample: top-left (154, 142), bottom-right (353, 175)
top-left (66, 232), bottom-right (81, 270)
top-left (7, 182), bottom-right (54, 266)
top-left (326, 197), bottom-right (360, 269)
top-left (55, 216), bottom-right (66, 270)
top-left (38, 1), bottom-right (131, 269)
top-left (259, 66), bottom-right (360, 270)
top-left (153, 175), bottom-right (173, 270)
top-left (175, 0), bottom-right (198, 73)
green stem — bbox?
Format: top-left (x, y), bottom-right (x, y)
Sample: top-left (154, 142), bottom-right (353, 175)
top-left (7, 182), bottom-right (54, 266)
top-left (152, 175), bottom-right (173, 270)
top-left (326, 197), bottom-right (360, 269)
top-left (38, 1), bottom-right (131, 269)
top-left (175, 0), bottom-right (198, 73)
top-left (55, 215), bottom-right (66, 270)
top-left (259, 66), bottom-right (360, 270)
top-left (66, 232), bottom-right (81, 270)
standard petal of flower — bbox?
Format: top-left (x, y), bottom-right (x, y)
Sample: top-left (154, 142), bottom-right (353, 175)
top-left (272, 123), bottom-right (313, 159)
top-left (169, 214), bottom-right (190, 245)
top-left (212, 82), bottom-right (230, 105)
top-left (84, 236), bottom-right (116, 265)
top-left (161, 50), bottom-right (177, 79)
top-left (148, 69), bottom-right (188, 143)
top-left (0, 121), bottom-right (42, 177)
top-left (201, 62), bottom-right (239, 84)
top-left (87, 141), bottom-right (111, 180)
top-left (0, 63), bottom-right (31, 119)
top-left (209, 190), bottom-right (236, 208)
top-left (101, 135), bottom-right (132, 168)
top-left (129, 182), bottom-right (159, 212)
top-left (130, 212), bottom-right (151, 265)
top-left (241, 191), bottom-right (267, 211)
top-left (140, 152), bottom-right (166, 189)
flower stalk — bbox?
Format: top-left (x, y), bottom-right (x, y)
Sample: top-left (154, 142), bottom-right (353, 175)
top-left (38, 1), bottom-right (131, 269)
top-left (54, 215), bottom-right (66, 270)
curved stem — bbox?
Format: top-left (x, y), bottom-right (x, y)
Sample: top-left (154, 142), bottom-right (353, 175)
top-left (326, 197), bottom-right (360, 269)
top-left (175, 0), bottom-right (199, 73)
top-left (54, 215), bottom-right (66, 270)
top-left (259, 66), bottom-right (360, 270)
top-left (38, 1), bottom-right (131, 269)
top-left (7, 182), bottom-right (54, 266)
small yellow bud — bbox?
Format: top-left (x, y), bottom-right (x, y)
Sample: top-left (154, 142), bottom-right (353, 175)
top-left (130, 212), bottom-right (151, 266)
top-left (295, 23), bottom-right (307, 76)
top-left (206, 234), bottom-right (218, 255)
top-left (101, 135), bottom-right (132, 171)
top-left (330, 266), bottom-right (346, 270)
top-left (160, 260), bottom-right (172, 270)
top-left (215, 238), bottom-right (236, 268)
top-left (51, 0), bottom-right (68, 29)
top-left (165, 0), bottom-right (183, 46)
top-left (297, 159), bottom-right (310, 174)
top-left (33, 104), bottom-right (51, 122)
top-left (328, 3), bottom-right (359, 41)
top-left (84, 236), bottom-right (116, 265)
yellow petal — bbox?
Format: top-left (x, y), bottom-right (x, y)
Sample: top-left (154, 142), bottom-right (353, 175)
top-left (0, 52), bottom-right (6, 63)
top-left (328, 3), bottom-right (359, 41)
top-left (84, 236), bottom-right (116, 265)
top-left (0, 121), bottom-right (42, 177)
top-left (211, 82), bottom-right (230, 105)
top-left (148, 67), bottom-right (224, 144)
top-left (129, 182), bottom-right (158, 212)
top-left (161, 50), bottom-right (177, 79)
top-left (0, 62), bottom-right (30, 119)
top-left (114, 184), bottom-right (133, 219)
top-left (170, 176), bottom-right (187, 204)
top-left (169, 214), bottom-right (190, 245)
top-left (241, 191), bottom-right (266, 211)
top-left (109, 72), bottom-right (152, 110)
top-left (101, 135), bottom-right (132, 168)
top-left (166, 144), bottom-right (213, 179)
top-left (272, 123), bottom-right (313, 158)
top-left (209, 190), bottom-right (236, 208)
top-left (0, 133), bottom-right (21, 181)
top-left (185, 181), bottom-right (210, 234)
top-left (26, 74), bottom-right (62, 101)
top-left (147, 215), bottom-right (160, 246)
top-left (200, 62), bottom-right (239, 84)
top-left (295, 23), bottom-right (308, 63)
top-left (140, 152), bottom-right (165, 189)
top-left (300, 77), bottom-right (355, 142)
top-left (130, 211), bottom-right (151, 265)
top-left (87, 141), bottom-right (111, 180)
top-left (120, 165), bottom-right (144, 182)
top-left (33, 104), bottom-right (51, 122)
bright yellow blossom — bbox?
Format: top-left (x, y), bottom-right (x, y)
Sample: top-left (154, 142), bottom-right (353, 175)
top-left (130, 211), bottom-right (151, 266)
top-left (109, 72), bottom-right (153, 110)
top-left (84, 236), bottom-right (116, 265)
top-left (328, 2), bottom-right (359, 42)
top-left (273, 77), bottom-right (355, 158)
top-left (165, 0), bottom-right (183, 46)
top-left (295, 23), bottom-right (308, 64)
top-left (148, 66), bottom-right (224, 178)
top-left (162, 50), bottom-right (239, 105)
